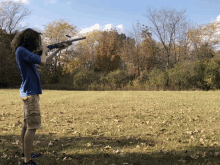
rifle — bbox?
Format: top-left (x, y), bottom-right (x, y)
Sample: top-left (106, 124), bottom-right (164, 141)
top-left (34, 36), bottom-right (86, 56)
top-left (47, 36), bottom-right (86, 49)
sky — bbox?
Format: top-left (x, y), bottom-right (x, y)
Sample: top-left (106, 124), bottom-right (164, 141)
top-left (1, 0), bottom-right (220, 39)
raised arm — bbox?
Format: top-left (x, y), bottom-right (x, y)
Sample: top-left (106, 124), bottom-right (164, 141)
top-left (45, 48), bottom-right (62, 64)
top-left (45, 42), bottom-right (70, 64)
top-left (40, 45), bottom-right (50, 66)
top-left (40, 43), bottom-right (69, 66)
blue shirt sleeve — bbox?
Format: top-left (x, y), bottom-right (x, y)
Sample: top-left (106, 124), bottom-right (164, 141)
top-left (17, 47), bottom-right (41, 65)
top-left (15, 46), bottom-right (42, 98)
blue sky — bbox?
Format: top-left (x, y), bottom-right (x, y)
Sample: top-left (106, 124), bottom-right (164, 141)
top-left (1, 0), bottom-right (220, 37)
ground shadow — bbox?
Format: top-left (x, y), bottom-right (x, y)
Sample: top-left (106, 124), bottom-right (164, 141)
top-left (1, 134), bottom-right (220, 165)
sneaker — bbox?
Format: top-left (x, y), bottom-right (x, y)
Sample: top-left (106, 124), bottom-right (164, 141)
top-left (22, 153), bottom-right (41, 159)
top-left (23, 159), bottom-right (38, 165)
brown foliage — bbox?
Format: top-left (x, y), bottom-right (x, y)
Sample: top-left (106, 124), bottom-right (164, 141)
top-left (139, 38), bottom-right (157, 72)
top-left (94, 30), bottom-right (122, 73)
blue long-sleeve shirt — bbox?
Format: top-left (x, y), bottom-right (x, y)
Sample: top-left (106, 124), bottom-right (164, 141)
top-left (15, 44), bottom-right (58, 98)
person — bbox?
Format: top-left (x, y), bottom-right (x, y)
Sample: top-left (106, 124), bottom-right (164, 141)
top-left (10, 28), bottom-right (69, 165)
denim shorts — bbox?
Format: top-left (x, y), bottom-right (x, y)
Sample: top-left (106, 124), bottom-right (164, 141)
top-left (22, 94), bottom-right (41, 130)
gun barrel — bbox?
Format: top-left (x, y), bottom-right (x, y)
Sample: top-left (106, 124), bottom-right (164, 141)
top-left (68, 37), bottom-right (86, 42)
top-left (47, 37), bottom-right (86, 50)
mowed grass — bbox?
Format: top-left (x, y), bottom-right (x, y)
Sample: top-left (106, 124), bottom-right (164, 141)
top-left (1, 89), bottom-right (220, 165)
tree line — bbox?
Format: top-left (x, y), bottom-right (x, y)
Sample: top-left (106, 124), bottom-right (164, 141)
top-left (1, 1), bottom-right (220, 91)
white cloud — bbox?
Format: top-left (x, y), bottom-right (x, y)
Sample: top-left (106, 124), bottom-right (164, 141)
top-left (217, 15), bottom-right (220, 22)
top-left (116, 24), bottom-right (124, 33)
top-left (103, 24), bottom-right (113, 31)
top-left (117, 24), bottom-right (123, 29)
top-left (79, 23), bottom-right (125, 34)
top-left (79, 23), bottom-right (101, 34)
top-left (14, 0), bottom-right (29, 4)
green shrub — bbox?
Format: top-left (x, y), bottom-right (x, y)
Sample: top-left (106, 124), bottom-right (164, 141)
top-left (88, 83), bottom-right (104, 91)
top-left (147, 68), bottom-right (167, 90)
top-left (106, 69), bottom-right (129, 88)
top-left (166, 60), bottom-right (213, 90)
top-left (192, 60), bottom-right (206, 89)
top-left (168, 61), bottom-right (196, 90)
top-left (204, 59), bottom-right (220, 90)
top-left (100, 76), bottom-right (108, 86)
top-left (43, 74), bottom-right (59, 84)
top-left (138, 70), bottom-right (149, 84)
top-left (73, 69), bottom-right (100, 90)
top-left (131, 79), bottom-right (146, 90)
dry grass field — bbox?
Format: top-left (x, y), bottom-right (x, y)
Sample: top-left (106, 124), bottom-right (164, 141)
top-left (1, 89), bottom-right (220, 165)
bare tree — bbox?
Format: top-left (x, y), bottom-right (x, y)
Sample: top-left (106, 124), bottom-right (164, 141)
top-left (174, 18), bottom-right (190, 62)
top-left (0, 0), bottom-right (32, 33)
top-left (145, 7), bottom-right (188, 70)
top-left (129, 20), bottom-right (144, 77)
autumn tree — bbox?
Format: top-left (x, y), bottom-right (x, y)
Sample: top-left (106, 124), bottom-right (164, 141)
top-left (0, 0), bottom-right (32, 33)
top-left (63, 29), bottom-right (125, 75)
top-left (145, 7), bottom-right (188, 70)
top-left (139, 26), bottom-right (157, 72)
top-left (171, 16), bottom-right (189, 63)
top-left (125, 21), bottom-right (158, 77)
top-left (74, 30), bottom-right (102, 70)
top-left (186, 25), bottom-right (203, 60)
top-left (94, 30), bottom-right (122, 74)
top-left (201, 21), bottom-right (220, 48)
top-left (187, 21), bottom-right (220, 61)
top-left (120, 35), bottom-right (136, 74)
top-left (129, 20), bottom-right (143, 77)
top-left (198, 42), bottom-right (215, 60)
top-left (40, 19), bottom-right (77, 75)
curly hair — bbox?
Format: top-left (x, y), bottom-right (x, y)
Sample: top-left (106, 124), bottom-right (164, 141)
top-left (10, 28), bottom-right (42, 55)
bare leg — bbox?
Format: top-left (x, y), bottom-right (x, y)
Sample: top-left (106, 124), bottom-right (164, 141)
top-left (21, 125), bottom-right (27, 154)
top-left (24, 129), bottom-right (36, 163)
